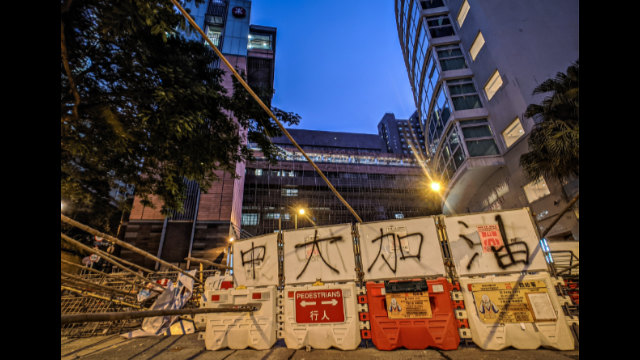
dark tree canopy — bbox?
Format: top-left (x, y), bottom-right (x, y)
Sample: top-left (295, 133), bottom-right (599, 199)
top-left (520, 60), bottom-right (579, 184)
top-left (61, 0), bottom-right (299, 233)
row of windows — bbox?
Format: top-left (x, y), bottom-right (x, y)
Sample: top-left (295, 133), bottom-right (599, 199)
top-left (251, 150), bottom-right (419, 167)
top-left (204, 28), bottom-right (273, 50)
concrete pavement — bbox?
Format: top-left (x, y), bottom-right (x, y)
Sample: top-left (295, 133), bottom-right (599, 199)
top-left (61, 333), bottom-right (579, 360)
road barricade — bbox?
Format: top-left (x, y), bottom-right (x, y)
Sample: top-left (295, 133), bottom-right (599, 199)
top-left (282, 282), bottom-right (361, 350)
top-left (281, 225), bottom-right (361, 350)
top-left (459, 273), bottom-right (575, 350)
top-left (202, 233), bottom-right (279, 350)
top-left (364, 277), bottom-right (460, 350)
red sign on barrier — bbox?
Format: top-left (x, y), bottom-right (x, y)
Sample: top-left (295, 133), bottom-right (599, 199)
top-left (477, 224), bottom-right (504, 253)
top-left (295, 289), bottom-right (344, 323)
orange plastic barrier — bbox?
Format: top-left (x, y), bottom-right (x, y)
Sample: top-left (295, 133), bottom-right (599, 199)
top-left (365, 277), bottom-right (460, 350)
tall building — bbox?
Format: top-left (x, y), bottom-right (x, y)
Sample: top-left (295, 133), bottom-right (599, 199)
top-left (122, 0), bottom-right (276, 269)
top-left (378, 111), bottom-right (427, 156)
top-left (395, 0), bottom-right (579, 241)
top-left (241, 127), bottom-right (439, 236)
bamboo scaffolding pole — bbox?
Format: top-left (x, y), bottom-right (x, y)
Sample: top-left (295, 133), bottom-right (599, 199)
top-left (61, 286), bottom-right (144, 309)
top-left (61, 233), bottom-right (165, 292)
top-left (72, 242), bottom-right (156, 275)
top-left (171, 0), bottom-right (363, 224)
top-left (60, 259), bottom-right (163, 294)
top-left (61, 305), bottom-right (257, 324)
top-left (184, 257), bottom-right (231, 270)
top-left (541, 193), bottom-right (579, 238)
top-left (61, 271), bottom-right (137, 298)
top-left (61, 215), bottom-right (202, 285)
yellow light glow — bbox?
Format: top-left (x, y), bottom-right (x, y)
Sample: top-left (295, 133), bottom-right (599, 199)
top-left (430, 182), bottom-right (442, 192)
top-left (298, 209), bottom-right (305, 215)
top-left (229, 237), bottom-right (234, 242)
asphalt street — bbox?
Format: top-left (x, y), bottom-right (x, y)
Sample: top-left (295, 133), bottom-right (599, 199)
top-left (61, 333), bottom-right (579, 360)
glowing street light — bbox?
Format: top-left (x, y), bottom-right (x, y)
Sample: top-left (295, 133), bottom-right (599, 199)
top-left (430, 181), bottom-right (442, 192)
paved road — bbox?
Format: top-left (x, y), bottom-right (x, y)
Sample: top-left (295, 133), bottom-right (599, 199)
top-left (61, 333), bottom-right (579, 360)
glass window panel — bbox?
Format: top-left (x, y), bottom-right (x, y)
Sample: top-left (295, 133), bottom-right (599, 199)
top-left (502, 117), bottom-right (525, 147)
top-left (452, 147), bottom-right (465, 168)
top-left (484, 70), bottom-right (504, 100)
top-left (457, 0), bottom-right (470, 27)
top-left (466, 139), bottom-right (499, 157)
top-left (422, 0), bottom-right (445, 9)
top-left (448, 127), bottom-right (461, 150)
top-left (523, 177), bottom-right (551, 203)
top-left (448, 83), bottom-right (476, 95)
top-left (470, 32), bottom-right (485, 60)
top-left (440, 58), bottom-right (467, 71)
top-left (462, 125), bottom-right (493, 139)
top-left (452, 95), bottom-right (482, 110)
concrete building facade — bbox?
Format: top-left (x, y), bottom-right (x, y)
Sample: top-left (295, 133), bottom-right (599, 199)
top-left (123, 0), bottom-right (276, 269)
top-left (395, 0), bottom-right (579, 241)
top-left (241, 127), bottom-right (439, 236)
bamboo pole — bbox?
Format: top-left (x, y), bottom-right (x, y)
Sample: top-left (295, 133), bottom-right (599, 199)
top-left (61, 233), bottom-right (165, 292)
top-left (61, 215), bottom-right (203, 285)
top-left (61, 271), bottom-right (137, 298)
top-left (184, 257), bottom-right (232, 270)
top-left (541, 193), bottom-right (579, 238)
top-left (61, 286), bottom-right (143, 309)
top-left (60, 259), bottom-right (162, 294)
top-left (171, 0), bottom-right (363, 224)
top-left (61, 306), bottom-right (257, 324)
top-left (79, 241), bottom-right (156, 275)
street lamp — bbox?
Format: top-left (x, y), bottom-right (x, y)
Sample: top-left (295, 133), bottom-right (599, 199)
top-left (430, 181), bottom-right (442, 192)
top-left (294, 208), bottom-right (305, 229)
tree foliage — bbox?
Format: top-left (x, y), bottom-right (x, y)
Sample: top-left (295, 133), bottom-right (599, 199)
top-left (61, 0), bottom-right (299, 233)
top-left (520, 60), bottom-right (579, 183)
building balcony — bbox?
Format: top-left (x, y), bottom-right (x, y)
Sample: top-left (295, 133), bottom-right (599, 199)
top-left (441, 155), bottom-right (505, 214)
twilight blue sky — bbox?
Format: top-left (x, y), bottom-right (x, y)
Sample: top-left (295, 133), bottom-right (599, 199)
top-left (249, 0), bottom-right (416, 134)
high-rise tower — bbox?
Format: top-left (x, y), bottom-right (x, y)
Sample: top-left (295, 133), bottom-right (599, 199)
top-left (395, 0), bottom-right (579, 241)
top-left (122, 0), bottom-right (276, 269)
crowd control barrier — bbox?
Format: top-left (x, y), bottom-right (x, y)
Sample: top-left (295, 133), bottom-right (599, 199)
top-left (281, 224), bottom-right (361, 350)
top-left (202, 233), bottom-right (279, 350)
top-left (458, 271), bottom-right (575, 350)
top-left (356, 217), bottom-right (460, 350)
top-left (282, 282), bottom-right (361, 350)
top-left (364, 277), bottom-right (460, 350)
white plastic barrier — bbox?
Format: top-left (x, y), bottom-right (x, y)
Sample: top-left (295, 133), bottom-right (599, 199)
top-left (444, 208), bottom-right (548, 276)
top-left (202, 233), bottom-right (279, 350)
top-left (204, 286), bottom-right (278, 350)
top-left (357, 217), bottom-right (446, 281)
top-left (283, 224), bottom-right (356, 285)
top-left (281, 224), bottom-right (361, 349)
top-left (459, 272), bottom-right (574, 350)
top-left (282, 282), bottom-right (360, 350)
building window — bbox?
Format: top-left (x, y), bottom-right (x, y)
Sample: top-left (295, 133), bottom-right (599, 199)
top-left (395, 213), bottom-right (405, 219)
top-left (281, 188), bottom-right (298, 197)
top-left (205, 26), bottom-right (223, 47)
top-left (242, 213), bottom-right (259, 226)
top-left (447, 78), bottom-right (482, 110)
top-left (426, 15), bottom-right (455, 38)
top-left (460, 119), bottom-right (499, 157)
top-left (457, 0), bottom-right (470, 27)
top-left (265, 213), bottom-right (281, 220)
top-left (502, 117), bottom-right (525, 148)
top-left (421, 0), bottom-right (444, 9)
top-left (248, 33), bottom-right (272, 50)
top-left (484, 70), bottom-right (504, 100)
top-left (255, 169), bottom-right (263, 176)
top-left (469, 31), bottom-right (485, 61)
top-left (437, 45), bottom-right (468, 71)
top-left (523, 177), bottom-right (551, 203)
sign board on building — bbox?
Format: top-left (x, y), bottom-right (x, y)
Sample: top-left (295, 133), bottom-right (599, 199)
top-left (231, 7), bottom-right (246, 18)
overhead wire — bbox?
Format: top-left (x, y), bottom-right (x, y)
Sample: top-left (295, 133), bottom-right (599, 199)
top-left (170, 0), bottom-right (363, 223)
